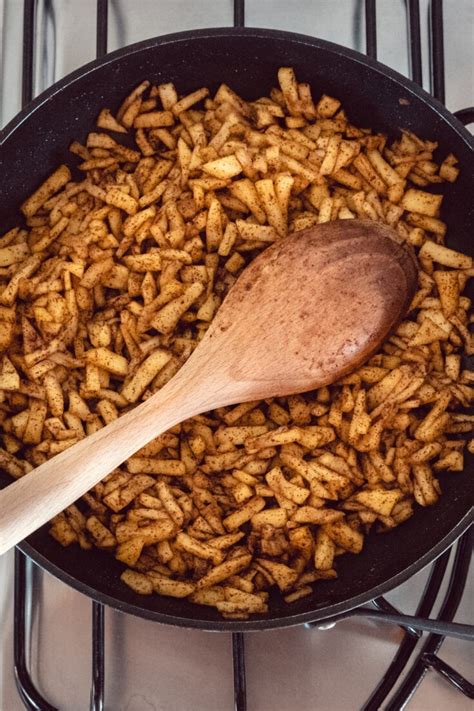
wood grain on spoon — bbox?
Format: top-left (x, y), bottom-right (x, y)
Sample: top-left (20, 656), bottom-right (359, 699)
top-left (0, 220), bottom-right (417, 555)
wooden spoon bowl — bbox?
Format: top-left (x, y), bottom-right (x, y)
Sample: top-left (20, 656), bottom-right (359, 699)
top-left (0, 219), bottom-right (417, 554)
top-left (204, 219), bottom-right (417, 399)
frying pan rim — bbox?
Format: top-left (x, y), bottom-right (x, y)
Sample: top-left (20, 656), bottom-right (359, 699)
top-left (17, 512), bottom-right (473, 632)
top-left (0, 27), bottom-right (473, 150)
top-left (2, 26), bottom-right (473, 631)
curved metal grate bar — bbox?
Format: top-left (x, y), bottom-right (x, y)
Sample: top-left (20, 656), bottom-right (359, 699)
top-left (422, 653), bottom-right (474, 698)
top-left (14, 549), bottom-right (57, 711)
top-left (454, 107), bottom-right (474, 126)
top-left (362, 548), bottom-right (450, 710)
top-left (386, 526), bottom-right (473, 709)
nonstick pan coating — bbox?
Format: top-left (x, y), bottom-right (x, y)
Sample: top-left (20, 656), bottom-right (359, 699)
top-left (0, 28), bottom-right (473, 631)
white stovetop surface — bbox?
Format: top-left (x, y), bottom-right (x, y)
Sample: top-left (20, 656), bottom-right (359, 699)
top-left (1, 546), bottom-right (473, 711)
top-left (1, 1), bottom-right (473, 709)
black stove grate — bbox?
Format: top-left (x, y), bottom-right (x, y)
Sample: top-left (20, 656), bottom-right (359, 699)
top-left (10, 1), bottom-right (474, 709)
top-left (13, 530), bottom-right (473, 711)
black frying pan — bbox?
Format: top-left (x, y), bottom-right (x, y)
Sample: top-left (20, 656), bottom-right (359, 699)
top-left (0, 28), bottom-right (473, 632)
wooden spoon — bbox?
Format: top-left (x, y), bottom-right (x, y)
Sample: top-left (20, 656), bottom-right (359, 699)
top-left (0, 220), bottom-right (417, 555)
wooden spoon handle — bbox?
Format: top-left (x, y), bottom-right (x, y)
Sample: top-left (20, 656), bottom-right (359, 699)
top-left (0, 360), bottom-right (211, 556)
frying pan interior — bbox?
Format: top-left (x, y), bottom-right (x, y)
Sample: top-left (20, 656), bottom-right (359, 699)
top-left (0, 29), bottom-right (473, 631)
